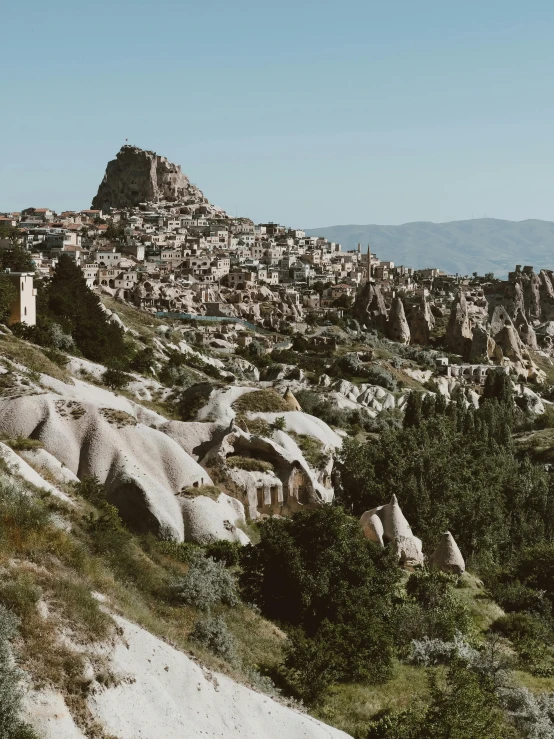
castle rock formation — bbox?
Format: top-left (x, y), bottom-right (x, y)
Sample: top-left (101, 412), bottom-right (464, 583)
top-left (92, 145), bottom-right (227, 215)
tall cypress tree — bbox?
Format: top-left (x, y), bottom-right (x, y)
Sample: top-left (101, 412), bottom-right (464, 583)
top-left (47, 254), bottom-right (127, 363)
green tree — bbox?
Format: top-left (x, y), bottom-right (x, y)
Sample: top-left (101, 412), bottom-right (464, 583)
top-left (240, 506), bottom-right (400, 702)
top-left (45, 254), bottom-right (128, 363)
top-left (0, 244), bottom-right (34, 272)
top-left (0, 276), bottom-right (17, 324)
top-left (482, 369), bottom-right (513, 406)
top-left (403, 392), bottom-right (423, 428)
top-left (367, 662), bottom-right (513, 739)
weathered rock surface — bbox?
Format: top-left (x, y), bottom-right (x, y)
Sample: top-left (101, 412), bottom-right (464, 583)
top-left (0, 394), bottom-right (210, 541)
top-left (430, 531), bottom-right (465, 575)
top-left (360, 494), bottom-right (424, 569)
top-left (446, 292), bottom-right (473, 359)
top-left (92, 145), bottom-right (227, 215)
top-left (353, 282), bottom-right (388, 331)
top-left (25, 616), bottom-right (352, 739)
top-left (387, 297), bottom-right (411, 344)
top-left (469, 325), bottom-right (495, 363)
top-left (408, 297), bottom-right (435, 345)
top-left (514, 309), bottom-right (538, 349)
top-left (179, 493), bottom-right (250, 545)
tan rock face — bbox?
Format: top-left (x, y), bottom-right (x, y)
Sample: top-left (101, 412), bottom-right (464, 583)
top-left (92, 145), bottom-right (226, 213)
top-left (446, 292), bottom-right (473, 359)
top-left (408, 298), bottom-right (435, 346)
top-left (430, 531), bottom-right (465, 575)
top-left (522, 269), bottom-right (542, 320)
top-left (360, 494), bottom-right (424, 569)
top-left (353, 282), bottom-right (388, 330)
top-left (514, 309), bottom-right (538, 350)
top-left (469, 325), bottom-right (495, 363)
top-left (387, 297), bottom-right (411, 345)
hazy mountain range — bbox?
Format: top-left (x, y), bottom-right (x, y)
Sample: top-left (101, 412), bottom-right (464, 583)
top-left (305, 218), bottom-right (554, 278)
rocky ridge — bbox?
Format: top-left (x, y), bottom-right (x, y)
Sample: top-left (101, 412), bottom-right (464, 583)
top-left (92, 145), bottom-right (228, 216)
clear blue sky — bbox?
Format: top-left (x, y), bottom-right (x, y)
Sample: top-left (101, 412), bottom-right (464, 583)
top-left (2, 0), bottom-right (554, 227)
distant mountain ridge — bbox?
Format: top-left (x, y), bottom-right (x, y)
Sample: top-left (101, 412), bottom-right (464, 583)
top-left (305, 218), bottom-right (554, 278)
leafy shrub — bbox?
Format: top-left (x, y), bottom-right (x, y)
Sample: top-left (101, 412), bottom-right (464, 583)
top-left (204, 540), bottom-right (242, 568)
top-left (102, 366), bottom-right (131, 390)
top-left (226, 456), bottom-right (274, 473)
top-left (409, 632), bottom-right (477, 667)
top-left (43, 348), bottom-right (70, 368)
top-left (501, 687), bottom-right (554, 738)
top-left (172, 550), bottom-right (239, 611)
top-left (129, 346), bottom-right (155, 375)
top-left (271, 415), bottom-right (286, 431)
top-left (240, 507), bottom-right (400, 703)
top-left (294, 389), bottom-right (374, 432)
top-left (398, 570), bottom-right (470, 643)
top-left (191, 614), bottom-right (239, 664)
top-left (367, 662), bottom-right (510, 739)
top-left (363, 365), bottom-right (398, 390)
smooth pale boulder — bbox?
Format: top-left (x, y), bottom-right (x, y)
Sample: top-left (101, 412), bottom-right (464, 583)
top-left (179, 493), bottom-right (250, 545)
top-left (360, 495), bottom-right (424, 568)
top-left (430, 531), bottom-right (465, 575)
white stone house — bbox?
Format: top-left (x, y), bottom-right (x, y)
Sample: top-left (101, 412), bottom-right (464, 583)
top-left (6, 271), bottom-right (36, 326)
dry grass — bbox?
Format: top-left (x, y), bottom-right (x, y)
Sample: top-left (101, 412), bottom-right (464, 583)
top-left (315, 663), bottom-right (429, 739)
top-left (0, 333), bottom-right (72, 383)
top-left (101, 297), bottom-right (165, 341)
top-left (233, 389), bottom-right (292, 414)
top-left (180, 484), bottom-right (222, 500)
top-left (456, 571), bottom-right (505, 637)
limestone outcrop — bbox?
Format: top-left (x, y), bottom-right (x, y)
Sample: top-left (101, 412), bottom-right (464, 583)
top-left (469, 325), bottom-right (495, 363)
top-left (25, 615), bottom-right (352, 739)
top-left (0, 393), bottom-right (210, 541)
top-left (445, 292), bottom-right (473, 359)
top-left (360, 494), bottom-right (424, 569)
top-left (430, 531), bottom-right (465, 575)
top-left (353, 282), bottom-right (388, 331)
top-left (408, 297), bottom-right (435, 346)
top-left (387, 297), bottom-right (411, 344)
top-left (92, 145), bottom-right (227, 215)
top-left (179, 492), bottom-right (250, 545)
top-left (514, 309), bottom-right (538, 350)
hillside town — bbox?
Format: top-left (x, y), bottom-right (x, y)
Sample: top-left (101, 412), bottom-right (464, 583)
top-left (1, 145), bottom-right (554, 397)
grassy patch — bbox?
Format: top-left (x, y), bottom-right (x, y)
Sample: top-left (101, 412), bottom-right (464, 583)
top-left (315, 663), bottom-right (429, 739)
top-left (456, 571), bottom-right (505, 637)
top-left (100, 408), bottom-right (137, 427)
top-left (233, 389), bottom-right (292, 414)
top-left (0, 435), bottom-right (43, 451)
top-left (287, 431), bottom-right (330, 470)
top-left (226, 456), bottom-right (274, 473)
top-left (0, 334), bottom-right (72, 383)
top-left (180, 484), bottom-right (222, 500)
top-left (101, 296), bottom-right (165, 341)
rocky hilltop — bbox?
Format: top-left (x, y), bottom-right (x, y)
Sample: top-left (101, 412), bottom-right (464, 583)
top-left (91, 145), bottom-right (227, 216)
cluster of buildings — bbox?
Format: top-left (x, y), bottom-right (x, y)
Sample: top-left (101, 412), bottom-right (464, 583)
top-left (0, 203), bottom-right (454, 329)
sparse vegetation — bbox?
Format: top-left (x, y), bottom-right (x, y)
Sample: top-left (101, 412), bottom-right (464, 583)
top-left (226, 456), bottom-right (274, 473)
top-left (232, 389), bottom-right (292, 413)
